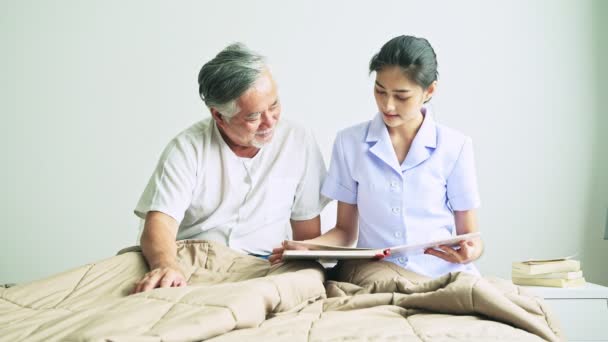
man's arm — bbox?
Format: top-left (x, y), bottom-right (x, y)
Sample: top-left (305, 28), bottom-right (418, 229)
top-left (132, 211), bottom-right (187, 294)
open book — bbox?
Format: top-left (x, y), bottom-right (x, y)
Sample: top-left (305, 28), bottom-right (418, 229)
top-left (282, 232), bottom-right (481, 261)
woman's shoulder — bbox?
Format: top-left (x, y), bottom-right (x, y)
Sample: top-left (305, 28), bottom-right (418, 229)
top-left (434, 120), bottom-right (471, 147)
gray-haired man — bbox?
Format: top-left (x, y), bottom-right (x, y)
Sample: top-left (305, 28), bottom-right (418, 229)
top-left (132, 43), bottom-right (329, 293)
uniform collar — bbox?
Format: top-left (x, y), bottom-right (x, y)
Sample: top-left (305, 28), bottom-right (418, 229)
top-left (365, 107), bottom-right (437, 174)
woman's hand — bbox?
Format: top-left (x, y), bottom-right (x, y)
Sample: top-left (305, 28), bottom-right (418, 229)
top-left (268, 241), bottom-right (310, 265)
top-left (423, 238), bottom-right (482, 264)
top-left (268, 242), bottom-right (286, 265)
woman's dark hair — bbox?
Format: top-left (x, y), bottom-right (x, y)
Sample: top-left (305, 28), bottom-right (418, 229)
top-left (369, 35), bottom-right (438, 89)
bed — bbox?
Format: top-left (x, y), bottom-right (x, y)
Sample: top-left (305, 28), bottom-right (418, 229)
top-left (0, 240), bottom-right (564, 341)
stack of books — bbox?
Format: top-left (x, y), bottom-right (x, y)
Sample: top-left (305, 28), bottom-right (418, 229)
top-left (512, 257), bottom-right (585, 288)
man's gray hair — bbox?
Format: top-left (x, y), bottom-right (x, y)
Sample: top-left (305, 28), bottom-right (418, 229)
top-left (198, 43), bottom-right (266, 118)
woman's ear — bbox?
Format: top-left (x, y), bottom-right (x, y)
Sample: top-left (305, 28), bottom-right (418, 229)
top-left (424, 81), bottom-right (438, 103)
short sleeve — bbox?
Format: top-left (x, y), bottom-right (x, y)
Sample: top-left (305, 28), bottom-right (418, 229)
top-left (446, 137), bottom-right (481, 211)
top-left (290, 129), bottom-right (331, 220)
top-left (321, 132), bottom-right (358, 204)
top-left (134, 136), bottom-right (197, 223)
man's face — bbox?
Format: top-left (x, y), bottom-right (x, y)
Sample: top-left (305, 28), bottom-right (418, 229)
top-left (214, 69), bottom-right (281, 150)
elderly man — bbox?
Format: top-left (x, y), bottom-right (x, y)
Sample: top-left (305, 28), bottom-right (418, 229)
top-left (132, 43), bottom-right (328, 293)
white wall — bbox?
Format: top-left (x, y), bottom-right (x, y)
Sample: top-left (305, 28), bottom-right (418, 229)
top-left (2, 0), bottom-right (606, 285)
top-left (584, 0), bottom-right (608, 286)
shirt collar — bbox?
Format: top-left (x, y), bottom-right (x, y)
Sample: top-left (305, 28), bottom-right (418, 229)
top-left (365, 107), bottom-right (437, 173)
top-left (212, 119), bottom-right (265, 162)
top-left (403, 107), bottom-right (437, 170)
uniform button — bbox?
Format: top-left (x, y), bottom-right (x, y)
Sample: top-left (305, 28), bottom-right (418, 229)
top-left (398, 257), bottom-right (406, 263)
top-left (390, 181), bottom-right (400, 192)
top-left (392, 207), bottom-right (400, 214)
top-left (394, 231), bottom-right (402, 238)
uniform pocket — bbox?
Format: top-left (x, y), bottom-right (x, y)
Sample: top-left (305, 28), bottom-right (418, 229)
top-left (406, 173), bottom-right (447, 209)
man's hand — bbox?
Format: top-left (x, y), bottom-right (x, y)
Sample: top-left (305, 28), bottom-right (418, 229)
top-left (134, 211), bottom-right (184, 294)
top-left (132, 263), bottom-right (187, 294)
top-left (423, 238), bottom-right (482, 264)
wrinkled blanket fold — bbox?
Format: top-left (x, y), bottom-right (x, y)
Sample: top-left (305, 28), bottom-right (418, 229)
top-left (0, 240), bottom-right (563, 341)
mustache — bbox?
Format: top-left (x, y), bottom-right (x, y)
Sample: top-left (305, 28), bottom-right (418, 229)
top-left (255, 129), bottom-right (273, 135)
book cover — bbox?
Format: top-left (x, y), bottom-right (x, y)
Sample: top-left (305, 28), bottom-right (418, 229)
top-left (512, 276), bottom-right (586, 288)
top-left (511, 259), bottom-right (580, 275)
top-left (511, 270), bottom-right (583, 280)
top-left (282, 232), bottom-right (480, 261)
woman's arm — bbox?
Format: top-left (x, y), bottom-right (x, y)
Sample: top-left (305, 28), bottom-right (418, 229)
top-left (290, 216), bottom-right (321, 241)
top-left (269, 201), bottom-right (358, 264)
top-left (424, 209), bottom-right (484, 264)
top-left (303, 201), bottom-right (359, 246)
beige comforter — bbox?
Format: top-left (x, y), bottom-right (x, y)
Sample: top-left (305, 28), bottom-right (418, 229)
top-left (0, 240), bottom-right (563, 341)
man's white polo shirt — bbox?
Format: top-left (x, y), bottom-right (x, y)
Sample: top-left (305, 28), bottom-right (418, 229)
top-left (135, 118), bottom-right (329, 255)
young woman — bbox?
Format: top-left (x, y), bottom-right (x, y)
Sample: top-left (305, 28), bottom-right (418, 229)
top-left (270, 35), bottom-right (483, 278)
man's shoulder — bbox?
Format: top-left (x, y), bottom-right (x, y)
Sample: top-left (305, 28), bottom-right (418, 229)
top-left (172, 118), bottom-right (213, 145)
top-left (274, 118), bottom-right (314, 142)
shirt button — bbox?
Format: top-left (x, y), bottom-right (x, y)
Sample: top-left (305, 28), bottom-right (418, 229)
top-left (398, 257), bottom-right (406, 263)
top-left (390, 181), bottom-right (400, 192)
top-left (394, 231), bottom-right (402, 238)
top-left (391, 207), bottom-right (400, 214)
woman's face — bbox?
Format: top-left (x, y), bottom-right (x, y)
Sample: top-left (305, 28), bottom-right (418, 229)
top-left (373, 65), bottom-right (436, 128)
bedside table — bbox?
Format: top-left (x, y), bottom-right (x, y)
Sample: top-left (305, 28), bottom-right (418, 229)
top-left (519, 282), bottom-right (608, 341)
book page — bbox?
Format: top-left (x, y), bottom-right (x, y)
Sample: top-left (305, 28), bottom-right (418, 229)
top-left (283, 240), bottom-right (374, 251)
top-left (284, 232), bottom-right (481, 255)
top-left (388, 232), bottom-right (481, 257)
top-left (523, 254), bottom-right (578, 264)
top-left (282, 249), bottom-right (384, 260)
